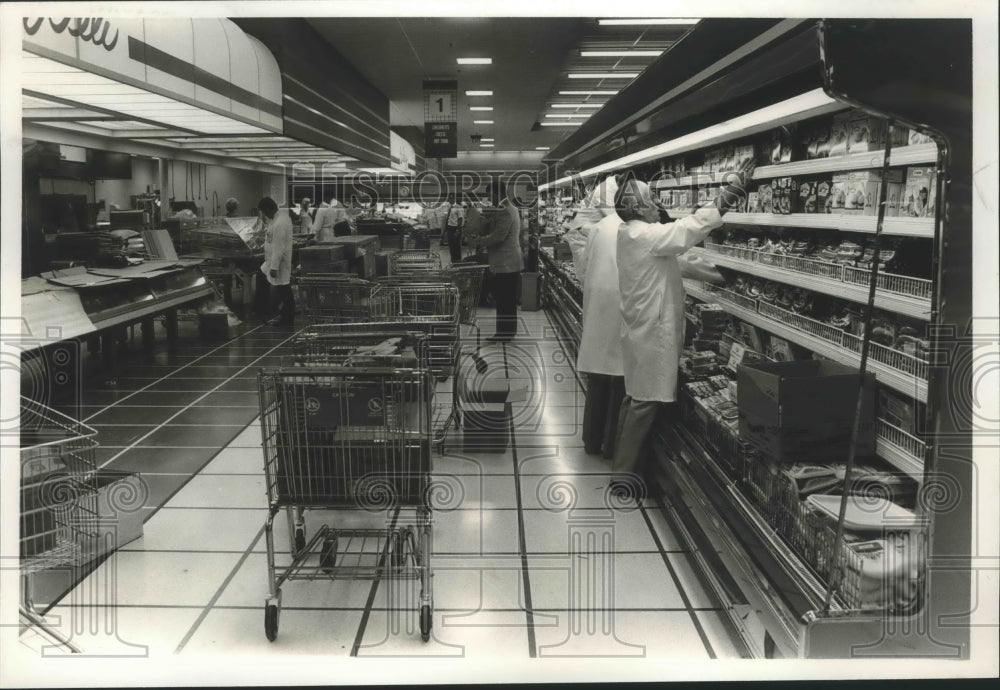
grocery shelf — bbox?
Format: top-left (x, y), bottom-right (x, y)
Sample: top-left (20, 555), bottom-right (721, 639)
top-left (684, 279), bottom-right (928, 404)
top-left (722, 213), bottom-right (935, 237)
top-left (689, 246), bottom-right (932, 320)
top-left (652, 145), bottom-right (937, 190)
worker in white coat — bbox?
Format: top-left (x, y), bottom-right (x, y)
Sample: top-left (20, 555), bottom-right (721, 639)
top-left (259, 196), bottom-right (295, 328)
top-left (612, 162), bottom-right (753, 492)
top-left (563, 177), bottom-right (626, 458)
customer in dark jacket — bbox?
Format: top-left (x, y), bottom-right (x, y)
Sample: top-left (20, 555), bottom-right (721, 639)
top-left (466, 182), bottom-right (524, 341)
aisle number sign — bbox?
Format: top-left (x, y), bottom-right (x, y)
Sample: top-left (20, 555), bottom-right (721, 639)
top-left (424, 80), bottom-right (458, 158)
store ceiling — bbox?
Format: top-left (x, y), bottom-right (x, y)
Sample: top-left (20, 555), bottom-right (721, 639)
top-left (307, 18), bottom-right (698, 154)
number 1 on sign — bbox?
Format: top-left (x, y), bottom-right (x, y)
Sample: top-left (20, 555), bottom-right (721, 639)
top-left (436, 97), bottom-right (444, 113)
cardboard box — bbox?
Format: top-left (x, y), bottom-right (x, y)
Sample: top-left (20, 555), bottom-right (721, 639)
top-left (908, 129), bottom-right (935, 146)
top-left (828, 112), bottom-right (852, 156)
top-left (846, 115), bottom-right (885, 154)
top-left (757, 184), bottom-right (773, 214)
top-left (737, 359), bottom-right (877, 463)
top-left (739, 323), bottom-right (765, 352)
top-left (901, 166), bottom-right (937, 218)
top-left (840, 170), bottom-right (905, 215)
top-left (520, 272), bottom-right (542, 311)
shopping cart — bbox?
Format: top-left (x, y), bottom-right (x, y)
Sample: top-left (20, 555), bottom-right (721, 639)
top-left (298, 274), bottom-right (374, 324)
top-left (19, 397), bottom-right (99, 653)
top-left (259, 332), bottom-right (435, 642)
top-left (389, 250), bottom-right (442, 276)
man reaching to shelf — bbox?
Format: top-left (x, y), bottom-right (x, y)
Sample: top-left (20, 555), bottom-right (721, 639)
top-left (612, 160), bottom-right (754, 497)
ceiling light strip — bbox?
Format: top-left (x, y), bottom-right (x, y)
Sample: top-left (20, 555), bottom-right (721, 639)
top-left (559, 90), bottom-right (619, 96)
top-left (581, 50), bottom-right (664, 57)
top-left (597, 18), bottom-right (700, 26)
top-left (538, 89), bottom-right (841, 191)
top-left (567, 73), bottom-right (639, 79)
top-left (465, 90), bottom-right (494, 96)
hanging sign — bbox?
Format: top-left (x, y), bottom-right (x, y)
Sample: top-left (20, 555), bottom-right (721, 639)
top-left (423, 79), bottom-right (458, 158)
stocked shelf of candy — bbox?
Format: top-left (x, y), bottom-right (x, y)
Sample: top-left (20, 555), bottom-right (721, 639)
top-left (681, 297), bottom-right (928, 471)
top-left (701, 268), bottom-right (929, 377)
top-left (677, 301), bottom-right (925, 613)
top-left (701, 226), bottom-right (932, 302)
top-left (655, 110), bottom-right (938, 236)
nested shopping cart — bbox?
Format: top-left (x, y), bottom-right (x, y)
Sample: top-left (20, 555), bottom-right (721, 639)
top-left (388, 250), bottom-right (442, 276)
top-left (19, 397), bottom-right (99, 653)
top-left (298, 274), bottom-right (374, 324)
top-left (259, 329), bottom-right (436, 642)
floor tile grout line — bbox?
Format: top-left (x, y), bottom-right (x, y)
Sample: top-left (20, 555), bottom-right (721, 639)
top-left (639, 502), bottom-right (717, 659)
top-left (174, 525), bottom-right (265, 654)
top-left (350, 508), bottom-right (400, 656)
top-left (94, 329), bottom-right (298, 470)
top-left (504, 343), bottom-right (537, 659)
top-left (82, 321), bottom-right (269, 422)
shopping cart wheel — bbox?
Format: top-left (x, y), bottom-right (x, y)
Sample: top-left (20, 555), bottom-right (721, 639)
top-left (420, 604), bottom-right (432, 642)
top-left (264, 591), bottom-right (281, 642)
top-left (320, 534), bottom-right (338, 574)
top-left (293, 527), bottom-right (306, 556)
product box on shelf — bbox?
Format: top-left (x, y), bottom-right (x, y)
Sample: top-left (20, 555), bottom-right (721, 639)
top-left (794, 179), bottom-right (818, 214)
top-left (746, 192), bottom-right (761, 214)
top-left (827, 112), bottom-right (852, 156)
top-left (766, 335), bottom-right (798, 362)
top-left (846, 115), bottom-right (885, 154)
top-left (908, 129), bottom-right (935, 146)
top-left (815, 175), bottom-right (834, 213)
top-left (739, 323), bottom-right (766, 353)
top-left (757, 184), bottom-right (773, 214)
top-left (840, 170), bottom-right (905, 215)
top-left (769, 126), bottom-right (794, 164)
top-left (900, 166), bottom-right (937, 218)
top-left (737, 359), bottom-right (877, 463)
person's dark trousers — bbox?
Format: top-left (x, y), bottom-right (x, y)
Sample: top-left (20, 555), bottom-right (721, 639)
top-left (271, 283), bottom-right (295, 327)
top-left (446, 225), bottom-right (462, 264)
top-left (582, 374), bottom-right (626, 457)
top-left (614, 398), bottom-right (680, 477)
top-left (491, 271), bottom-right (520, 338)
top-left (254, 275), bottom-right (271, 319)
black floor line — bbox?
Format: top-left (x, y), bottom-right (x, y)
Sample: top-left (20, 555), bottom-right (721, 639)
top-left (174, 525), bottom-right (265, 653)
top-left (504, 344), bottom-right (538, 658)
top-left (350, 507), bottom-right (401, 656)
top-left (639, 504), bottom-right (717, 659)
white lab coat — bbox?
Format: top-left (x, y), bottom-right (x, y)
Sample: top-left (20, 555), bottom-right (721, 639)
top-left (314, 204), bottom-right (348, 243)
top-left (261, 209), bottom-right (294, 286)
top-left (574, 212), bottom-right (625, 376)
top-left (617, 206), bottom-right (725, 402)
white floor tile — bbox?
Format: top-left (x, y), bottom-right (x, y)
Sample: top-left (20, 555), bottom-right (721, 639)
top-left (165, 474), bottom-right (267, 509)
top-left (534, 610), bottom-right (712, 659)
top-left (516, 446), bottom-right (615, 476)
top-left (199, 447), bottom-right (265, 475)
top-left (428, 556), bottom-right (528, 611)
top-left (227, 425), bottom-right (264, 448)
top-left (182, 606), bottom-right (363, 654)
top-left (357, 609), bottom-right (530, 658)
top-left (521, 508), bottom-right (660, 554)
top-left (519, 474), bottom-right (618, 511)
top-left (42, 604), bottom-right (203, 658)
top-left (215, 553), bottom-right (375, 609)
top-left (529, 552), bottom-right (687, 611)
top-left (64, 551), bottom-right (242, 607)
top-left (431, 508), bottom-right (521, 554)
top-left (121, 507), bottom-right (265, 552)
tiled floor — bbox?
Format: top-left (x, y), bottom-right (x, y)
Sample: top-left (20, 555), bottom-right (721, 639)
top-left (22, 274), bottom-right (746, 671)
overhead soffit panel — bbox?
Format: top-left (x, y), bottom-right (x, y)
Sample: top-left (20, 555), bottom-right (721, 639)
top-left (234, 18), bottom-right (393, 169)
top-left (22, 17), bottom-right (282, 133)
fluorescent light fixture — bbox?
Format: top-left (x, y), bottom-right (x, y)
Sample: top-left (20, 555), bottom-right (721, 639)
top-left (480, 144), bottom-right (494, 147)
top-left (581, 50), bottom-right (663, 57)
top-left (473, 119), bottom-right (494, 124)
top-left (560, 90), bottom-right (619, 95)
top-left (538, 88), bottom-right (839, 191)
top-left (545, 113), bottom-right (591, 118)
top-left (597, 18), bottom-right (700, 26)
top-left (568, 73), bottom-right (639, 79)
top-left (540, 122), bottom-right (582, 127)
top-left (535, 146), bottom-right (550, 150)
top-left (481, 138), bottom-right (495, 142)
top-left (469, 106), bottom-right (494, 111)
top-left (457, 57), bottom-right (492, 65)
top-left (465, 90), bottom-right (494, 96)
top-left (551, 103), bottom-right (602, 108)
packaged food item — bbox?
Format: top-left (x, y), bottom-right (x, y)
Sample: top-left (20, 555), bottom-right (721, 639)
top-left (828, 112), bottom-right (852, 156)
top-left (814, 175), bottom-right (833, 213)
top-left (885, 172), bottom-right (907, 217)
top-left (908, 129), bottom-right (935, 146)
top-left (901, 166), bottom-right (937, 218)
top-left (847, 115), bottom-right (904, 154)
top-left (746, 192), bottom-right (760, 214)
top-left (767, 336), bottom-right (796, 362)
top-left (840, 170), bottom-right (905, 215)
top-left (830, 173), bottom-right (849, 212)
top-left (734, 144), bottom-right (756, 169)
top-left (757, 183), bottom-right (774, 214)
top-left (795, 179), bottom-right (818, 213)
top-left (769, 125), bottom-right (795, 164)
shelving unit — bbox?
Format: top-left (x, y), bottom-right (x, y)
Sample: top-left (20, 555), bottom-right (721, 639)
top-left (538, 249), bottom-right (583, 360)
top-left (537, 18), bottom-right (971, 658)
